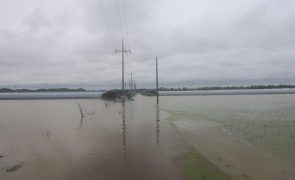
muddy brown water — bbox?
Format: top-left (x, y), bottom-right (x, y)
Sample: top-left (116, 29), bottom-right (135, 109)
top-left (0, 96), bottom-right (183, 180)
top-left (1, 94), bottom-right (295, 180)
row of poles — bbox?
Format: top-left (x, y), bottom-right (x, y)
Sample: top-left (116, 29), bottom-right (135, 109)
top-left (98, 0), bottom-right (159, 102)
top-left (117, 39), bottom-right (159, 103)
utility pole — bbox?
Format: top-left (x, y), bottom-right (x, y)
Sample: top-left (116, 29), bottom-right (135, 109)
top-left (130, 72), bottom-right (133, 93)
top-left (156, 57), bottom-right (159, 104)
top-left (133, 80), bottom-right (136, 90)
top-left (128, 77), bottom-right (131, 92)
top-left (116, 39), bottom-right (131, 96)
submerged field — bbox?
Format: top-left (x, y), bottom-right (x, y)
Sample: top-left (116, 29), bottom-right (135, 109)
top-left (0, 95), bottom-right (229, 180)
top-left (161, 94), bottom-right (295, 179)
top-left (0, 94), bottom-right (295, 179)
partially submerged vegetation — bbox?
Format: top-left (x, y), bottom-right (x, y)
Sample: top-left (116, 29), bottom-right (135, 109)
top-left (77, 102), bottom-right (86, 118)
top-left (162, 95), bottom-right (295, 179)
top-left (5, 162), bottom-right (24, 173)
top-left (163, 103), bottom-right (295, 162)
top-left (164, 109), bottom-right (230, 179)
top-left (140, 90), bottom-right (158, 96)
top-left (101, 89), bottom-right (136, 101)
top-left (179, 147), bottom-right (230, 180)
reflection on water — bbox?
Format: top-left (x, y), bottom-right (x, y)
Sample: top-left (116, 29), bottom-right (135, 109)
top-left (121, 101), bottom-right (127, 162)
top-left (2, 94), bottom-right (295, 179)
top-left (155, 103), bottom-right (160, 148)
top-left (79, 117), bottom-right (84, 129)
top-left (77, 102), bottom-right (85, 129)
top-left (0, 96), bottom-right (183, 180)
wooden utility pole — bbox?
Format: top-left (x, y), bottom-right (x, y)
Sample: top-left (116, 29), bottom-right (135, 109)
top-left (116, 39), bottom-right (131, 96)
top-left (156, 57), bottom-right (159, 104)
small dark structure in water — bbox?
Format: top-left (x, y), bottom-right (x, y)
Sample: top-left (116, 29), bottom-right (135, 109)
top-left (141, 90), bottom-right (157, 96)
top-left (101, 90), bottom-right (123, 101)
top-left (101, 89), bottom-right (135, 101)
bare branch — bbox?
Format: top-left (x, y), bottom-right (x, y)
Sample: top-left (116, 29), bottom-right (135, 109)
top-left (77, 103), bottom-right (85, 118)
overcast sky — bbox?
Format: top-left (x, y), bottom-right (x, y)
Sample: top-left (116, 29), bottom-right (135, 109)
top-left (0, 0), bottom-right (294, 89)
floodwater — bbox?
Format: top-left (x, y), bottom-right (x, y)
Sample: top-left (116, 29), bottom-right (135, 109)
top-left (160, 94), bottom-right (295, 180)
top-left (0, 91), bottom-right (101, 100)
top-left (0, 96), bottom-right (183, 180)
top-left (1, 94), bottom-right (295, 179)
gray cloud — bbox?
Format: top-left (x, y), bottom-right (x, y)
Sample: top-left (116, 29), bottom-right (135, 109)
top-left (0, 0), bottom-right (294, 89)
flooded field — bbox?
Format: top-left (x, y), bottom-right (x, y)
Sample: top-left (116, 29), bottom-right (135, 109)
top-left (160, 94), bottom-right (295, 180)
top-left (0, 94), bottom-right (295, 179)
top-left (0, 96), bottom-right (189, 180)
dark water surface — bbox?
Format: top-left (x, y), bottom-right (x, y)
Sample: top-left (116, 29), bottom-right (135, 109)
top-left (0, 96), bottom-right (183, 180)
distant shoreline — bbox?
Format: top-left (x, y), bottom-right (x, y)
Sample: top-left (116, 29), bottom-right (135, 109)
top-left (0, 85), bottom-right (294, 93)
top-left (158, 84), bottom-right (295, 91)
top-left (0, 91), bottom-right (101, 100)
top-left (0, 88), bottom-right (104, 93)
top-left (159, 89), bottom-right (295, 96)
top-left (0, 88), bottom-right (294, 100)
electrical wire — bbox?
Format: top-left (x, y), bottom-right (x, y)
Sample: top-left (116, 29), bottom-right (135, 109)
top-left (97, 0), bottom-right (132, 51)
top-left (98, 0), bottom-right (117, 49)
top-left (122, 0), bottom-right (131, 49)
top-left (115, 0), bottom-right (124, 38)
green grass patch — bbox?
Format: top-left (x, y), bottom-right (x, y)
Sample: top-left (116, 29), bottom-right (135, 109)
top-left (179, 147), bottom-right (230, 180)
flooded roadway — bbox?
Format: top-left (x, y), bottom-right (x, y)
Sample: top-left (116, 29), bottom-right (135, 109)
top-left (0, 96), bottom-right (184, 180)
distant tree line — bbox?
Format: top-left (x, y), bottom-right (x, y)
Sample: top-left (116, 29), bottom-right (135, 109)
top-left (2, 84), bottom-right (294, 93)
top-left (0, 88), bottom-right (86, 93)
top-left (157, 84), bottom-right (295, 91)
top-left (197, 85), bottom-right (295, 90)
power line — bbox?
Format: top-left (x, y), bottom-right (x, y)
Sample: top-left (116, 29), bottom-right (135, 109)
top-left (121, 0), bottom-right (132, 76)
top-left (97, 0), bottom-right (133, 93)
top-left (115, 39), bottom-right (131, 94)
top-left (122, 0), bottom-right (131, 49)
top-left (114, 0), bottom-right (124, 38)
top-left (98, 0), bottom-right (131, 51)
top-left (97, 0), bottom-right (117, 49)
